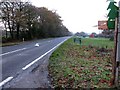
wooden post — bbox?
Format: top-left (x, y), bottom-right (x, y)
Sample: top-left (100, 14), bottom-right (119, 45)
top-left (111, 18), bottom-right (118, 86)
top-left (115, 1), bottom-right (120, 86)
top-left (22, 38), bottom-right (24, 42)
top-left (114, 18), bottom-right (118, 86)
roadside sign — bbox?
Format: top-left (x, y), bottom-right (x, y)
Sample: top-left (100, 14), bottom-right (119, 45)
top-left (74, 37), bottom-right (82, 45)
top-left (98, 20), bottom-right (108, 30)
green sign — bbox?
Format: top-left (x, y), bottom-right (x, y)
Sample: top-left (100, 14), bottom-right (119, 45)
top-left (74, 37), bottom-right (82, 45)
top-left (107, 1), bottom-right (118, 29)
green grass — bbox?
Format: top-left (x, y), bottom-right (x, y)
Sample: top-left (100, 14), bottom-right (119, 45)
top-left (49, 37), bottom-right (114, 88)
top-left (82, 38), bottom-right (114, 49)
top-left (0, 42), bottom-right (21, 47)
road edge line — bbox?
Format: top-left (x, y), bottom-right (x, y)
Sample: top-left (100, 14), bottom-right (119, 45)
top-left (0, 77), bottom-right (13, 87)
top-left (22, 38), bottom-right (68, 70)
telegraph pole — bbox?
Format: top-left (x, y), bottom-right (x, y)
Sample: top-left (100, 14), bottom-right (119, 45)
top-left (115, 1), bottom-right (120, 86)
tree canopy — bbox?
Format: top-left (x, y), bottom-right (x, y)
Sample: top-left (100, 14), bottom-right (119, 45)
top-left (0, 1), bottom-right (71, 42)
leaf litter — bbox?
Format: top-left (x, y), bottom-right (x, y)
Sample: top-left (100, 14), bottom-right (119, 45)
top-left (49, 38), bottom-right (114, 88)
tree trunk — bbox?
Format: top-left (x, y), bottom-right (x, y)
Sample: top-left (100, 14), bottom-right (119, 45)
top-left (16, 23), bottom-right (20, 40)
top-left (8, 19), bottom-right (13, 39)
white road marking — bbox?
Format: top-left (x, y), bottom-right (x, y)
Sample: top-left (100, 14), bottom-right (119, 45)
top-left (22, 39), bottom-right (68, 70)
top-left (0, 38), bottom-right (69, 87)
top-left (0, 48), bottom-right (27, 56)
top-left (0, 77), bottom-right (13, 87)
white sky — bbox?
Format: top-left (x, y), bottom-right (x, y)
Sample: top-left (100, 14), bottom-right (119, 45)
top-left (30, 0), bottom-right (119, 34)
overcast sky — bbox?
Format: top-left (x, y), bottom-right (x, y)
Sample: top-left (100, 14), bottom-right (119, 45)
top-left (30, 0), bottom-right (119, 34)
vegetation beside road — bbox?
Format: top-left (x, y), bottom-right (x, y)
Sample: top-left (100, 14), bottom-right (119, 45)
top-left (49, 37), bottom-right (114, 88)
top-left (0, 41), bottom-right (21, 47)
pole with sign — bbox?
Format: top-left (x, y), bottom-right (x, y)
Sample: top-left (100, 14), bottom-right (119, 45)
top-left (115, 1), bottom-right (120, 86)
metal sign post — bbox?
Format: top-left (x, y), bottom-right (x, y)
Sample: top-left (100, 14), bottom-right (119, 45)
top-left (115, 1), bottom-right (120, 86)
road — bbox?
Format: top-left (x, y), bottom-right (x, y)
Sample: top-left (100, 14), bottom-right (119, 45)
top-left (0, 36), bottom-right (70, 87)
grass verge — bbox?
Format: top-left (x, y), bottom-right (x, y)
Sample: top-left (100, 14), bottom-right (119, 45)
top-left (49, 37), bottom-right (114, 88)
top-left (0, 42), bottom-right (21, 47)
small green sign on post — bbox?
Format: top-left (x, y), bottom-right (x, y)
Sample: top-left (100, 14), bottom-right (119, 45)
top-left (73, 37), bottom-right (82, 45)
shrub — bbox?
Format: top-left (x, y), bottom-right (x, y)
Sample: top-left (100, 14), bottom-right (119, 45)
top-left (109, 36), bottom-right (114, 41)
top-left (2, 36), bottom-right (13, 43)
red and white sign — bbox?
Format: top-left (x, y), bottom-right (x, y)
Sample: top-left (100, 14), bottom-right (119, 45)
top-left (98, 20), bottom-right (108, 30)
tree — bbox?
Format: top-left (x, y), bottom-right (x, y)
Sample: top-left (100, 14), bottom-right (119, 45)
top-left (1, 1), bottom-right (71, 41)
top-left (38, 7), bottom-right (68, 37)
top-left (0, 1), bottom-right (31, 40)
top-left (0, 2), bottom-right (14, 39)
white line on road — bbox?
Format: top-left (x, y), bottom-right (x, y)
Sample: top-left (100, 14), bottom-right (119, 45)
top-left (0, 38), bottom-right (69, 87)
top-left (0, 48), bottom-right (27, 56)
top-left (0, 77), bottom-right (13, 87)
top-left (22, 39), bottom-right (68, 70)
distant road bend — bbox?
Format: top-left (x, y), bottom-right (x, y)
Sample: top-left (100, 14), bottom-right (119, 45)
top-left (0, 36), bottom-right (70, 87)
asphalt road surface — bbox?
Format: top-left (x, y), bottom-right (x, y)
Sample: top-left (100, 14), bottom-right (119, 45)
top-left (0, 36), bottom-right (70, 87)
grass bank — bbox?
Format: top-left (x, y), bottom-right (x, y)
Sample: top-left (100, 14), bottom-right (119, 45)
top-left (0, 42), bottom-right (21, 47)
top-left (49, 37), bottom-right (114, 88)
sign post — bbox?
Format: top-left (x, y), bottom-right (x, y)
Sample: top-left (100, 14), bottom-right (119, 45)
top-left (115, 1), bottom-right (120, 86)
